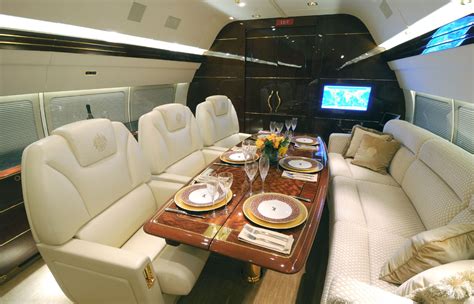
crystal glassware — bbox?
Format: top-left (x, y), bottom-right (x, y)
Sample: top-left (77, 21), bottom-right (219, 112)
top-left (276, 122), bottom-right (284, 134)
top-left (218, 172), bottom-right (233, 212)
top-left (205, 175), bottom-right (219, 217)
top-left (285, 119), bottom-right (292, 132)
top-left (244, 161), bottom-right (258, 196)
top-left (258, 155), bottom-right (270, 193)
top-left (269, 121), bottom-right (276, 133)
top-left (291, 117), bottom-right (298, 132)
top-left (242, 139), bottom-right (257, 161)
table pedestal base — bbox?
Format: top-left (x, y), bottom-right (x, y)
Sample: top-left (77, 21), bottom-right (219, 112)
top-left (243, 263), bottom-right (262, 283)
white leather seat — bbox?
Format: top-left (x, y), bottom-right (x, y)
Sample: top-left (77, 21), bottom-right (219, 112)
top-left (139, 103), bottom-right (222, 184)
top-left (21, 119), bottom-right (209, 304)
top-left (196, 95), bottom-right (250, 151)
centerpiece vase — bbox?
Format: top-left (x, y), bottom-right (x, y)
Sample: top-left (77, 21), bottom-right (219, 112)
top-left (264, 149), bottom-right (279, 165)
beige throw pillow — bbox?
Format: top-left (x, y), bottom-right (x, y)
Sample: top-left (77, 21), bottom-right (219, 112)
top-left (397, 260), bottom-right (474, 296)
top-left (351, 134), bottom-right (400, 174)
top-left (379, 224), bottom-right (474, 284)
top-left (344, 125), bottom-right (392, 158)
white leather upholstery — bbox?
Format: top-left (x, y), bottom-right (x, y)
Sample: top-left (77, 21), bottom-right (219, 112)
top-left (22, 119), bottom-right (208, 304)
top-left (322, 120), bottom-right (474, 303)
top-left (139, 103), bottom-right (222, 184)
top-left (196, 95), bottom-right (250, 149)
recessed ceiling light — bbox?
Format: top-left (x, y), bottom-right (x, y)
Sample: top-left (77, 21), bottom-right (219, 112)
top-left (229, 16), bottom-right (235, 20)
top-left (252, 14), bottom-right (261, 18)
top-left (235, 0), bottom-right (246, 7)
top-left (307, 1), bottom-right (318, 6)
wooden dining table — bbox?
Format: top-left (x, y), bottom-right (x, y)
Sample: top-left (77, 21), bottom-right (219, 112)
top-left (144, 136), bottom-right (329, 282)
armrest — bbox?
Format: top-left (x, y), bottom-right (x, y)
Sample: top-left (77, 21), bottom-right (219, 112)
top-left (328, 133), bottom-right (351, 154)
top-left (238, 133), bottom-right (252, 141)
top-left (147, 179), bottom-right (184, 207)
top-left (38, 239), bottom-right (165, 304)
top-left (327, 276), bottom-right (414, 304)
top-left (202, 149), bottom-right (222, 165)
top-left (204, 146), bottom-right (229, 152)
top-left (150, 172), bottom-right (190, 185)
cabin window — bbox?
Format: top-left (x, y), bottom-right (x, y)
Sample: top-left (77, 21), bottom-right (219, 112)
top-left (454, 104), bottom-right (474, 153)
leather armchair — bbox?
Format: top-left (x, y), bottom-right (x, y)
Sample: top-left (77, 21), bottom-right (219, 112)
top-left (196, 95), bottom-right (250, 151)
top-left (139, 103), bottom-right (222, 184)
top-left (21, 119), bottom-right (209, 304)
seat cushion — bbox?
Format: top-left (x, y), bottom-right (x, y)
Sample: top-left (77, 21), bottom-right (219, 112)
top-left (121, 227), bottom-right (166, 261)
top-left (153, 244), bottom-right (209, 295)
top-left (214, 133), bottom-right (243, 149)
top-left (164, 150), bottom-right (207, 178)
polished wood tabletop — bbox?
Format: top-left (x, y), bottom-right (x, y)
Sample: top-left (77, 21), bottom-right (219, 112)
top-left (144, 138), bottom-right (329, 274)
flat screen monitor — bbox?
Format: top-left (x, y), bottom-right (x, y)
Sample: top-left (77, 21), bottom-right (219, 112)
top-left (321, 85), bottom-right (372, 111)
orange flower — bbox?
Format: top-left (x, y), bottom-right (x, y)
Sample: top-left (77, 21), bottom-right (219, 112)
top-left (273, 137), bottom-right (282, 149)
top-left (256, 139), bottom-right (264, 149)
top-left (278, 146), bottom-right (288, 157)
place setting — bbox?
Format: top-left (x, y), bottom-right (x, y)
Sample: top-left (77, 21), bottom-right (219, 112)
top-left (219, 139), bottom-right (259, 165)
top-left (239, 192), bottom-right (308, 254)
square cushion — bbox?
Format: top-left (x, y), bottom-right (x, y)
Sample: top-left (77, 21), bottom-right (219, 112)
top-left (352, 134), bottom-right (400, 174)
top-left (344, 125), bottom-right (393, 158)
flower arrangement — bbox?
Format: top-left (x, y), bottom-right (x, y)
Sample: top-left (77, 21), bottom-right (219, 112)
top-left (256, 133), bottom-right (290, 163)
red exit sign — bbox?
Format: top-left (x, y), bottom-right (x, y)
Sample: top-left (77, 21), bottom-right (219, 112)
top-left (275, 18), bottom-right (294, 27)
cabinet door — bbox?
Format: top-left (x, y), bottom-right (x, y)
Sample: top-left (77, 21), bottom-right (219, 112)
top-left (277, 35), bottom-right (316, 78)
top-left (246, 33), bottom-right (278, 78)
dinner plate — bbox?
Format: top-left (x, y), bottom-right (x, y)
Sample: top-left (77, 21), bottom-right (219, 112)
top-left (279, 156), bottom-right (323, 173)
top-left (220, 150), bottom-right (259, 164)
top-left (248, 193), bottom-right (300, 223)
top-left (174, 185), bottom-right (233, 212)
top-left (292, 136), bottom-right (319, 146)
top-left (243, 193), bottom-right (308, 229)
top-left (175, 183), bottom-right (225, 207)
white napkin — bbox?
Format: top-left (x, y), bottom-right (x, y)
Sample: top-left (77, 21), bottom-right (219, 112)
top-left (294, 143), bottom-right (319, 151)
top-left (193, 167), bottom-right (214, 183)
top-left (282, 170), bottom-right (318, 182)
top-left (238, 224), bottom-right (294, 254)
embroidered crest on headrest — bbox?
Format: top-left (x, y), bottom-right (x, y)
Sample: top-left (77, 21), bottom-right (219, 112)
top-left (93, 133), bottom-right (108, 152)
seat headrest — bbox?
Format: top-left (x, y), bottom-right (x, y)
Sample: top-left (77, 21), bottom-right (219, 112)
top-left (52, 119), bottom-right (117, 167)
top-left (206, 95), bottom-right (229, 116)
top-left (154, 103), bottom-right (188, 132)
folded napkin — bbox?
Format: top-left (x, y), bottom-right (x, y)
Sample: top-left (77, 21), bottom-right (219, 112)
top-left (193, 167), bottom-right (215, 183)
top-left (238, 224), bottom-right (294, 254)
top-left (282, 170), bottom-right (318, 182)
top-left (294, 143), bottom-right (319, 151)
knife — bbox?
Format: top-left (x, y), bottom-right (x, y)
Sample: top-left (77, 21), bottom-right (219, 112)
top-left (164, 208), bottom-right (206, 219)
top-left (213, 162), bottom-right (240, 167)
top-left (291, 195), bottom-right (312, 203)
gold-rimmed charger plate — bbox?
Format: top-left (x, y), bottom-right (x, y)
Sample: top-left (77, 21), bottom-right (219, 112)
top-left (279, 156), bottom-right (323, 173)
top-left (175, 187), bottom-right (233, 212)
top-left (243, 193), bottom-right (308, 230)
top-left (292, 136), bottom-right (319, 146)
top-left (220, 150), bottom-right (259, 165)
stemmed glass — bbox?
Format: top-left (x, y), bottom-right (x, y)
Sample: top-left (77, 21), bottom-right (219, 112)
top-left (218, 172), bottom-right (233, 211)
top-left (269, 121), bottom-right (276, 133)
top-left (276, 122), bottom-right (284, 134)
top-left (285, 119), bottom-right (292, 132)
top-left (291, 117), bottom-right (298, 132)
top-left (205, 175), bottom-right (219, 217)
top-left (242, 139), bottom-right (257, 161)
top-left (244, 161), bottom-right (258, 197)
top-left (258, 155), bottom-right (270, 193)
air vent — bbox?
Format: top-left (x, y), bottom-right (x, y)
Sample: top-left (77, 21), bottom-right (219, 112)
top-left (128, 2), bottom-right (147, 23)
top-left (379, 0), bottom-right (393, 19)
top-left (165, 16), bottom-right (181, 30)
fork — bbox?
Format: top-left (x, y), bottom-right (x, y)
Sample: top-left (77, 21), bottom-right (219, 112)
top-left (245, 233), bottom-right (287, 248)
top-left (245, 225), bottom-right (289, 242)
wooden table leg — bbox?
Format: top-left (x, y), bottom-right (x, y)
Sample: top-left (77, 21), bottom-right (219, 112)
top-left (243, 263), bottom-right (262, 283)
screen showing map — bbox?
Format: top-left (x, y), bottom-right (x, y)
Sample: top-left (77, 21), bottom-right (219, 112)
top-left (321, 85), bottom-right (372, 111)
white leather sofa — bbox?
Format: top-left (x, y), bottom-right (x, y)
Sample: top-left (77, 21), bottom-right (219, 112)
top-left (139, 103), bottom-right (222, 184)
top-left (22, 119), bottom-right (209, 304)
top-left (196, 95), bottom-right (250, 151)
top-left (322, 120), bottom-right (474, 303)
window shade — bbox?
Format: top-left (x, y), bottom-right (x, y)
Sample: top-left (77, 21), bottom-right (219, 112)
top-left (455, 106), bottom-right (474, 153)
top-left (414, 95), bottom-right (452, 140)
top-left (130, 85), bottom-right (175, 122)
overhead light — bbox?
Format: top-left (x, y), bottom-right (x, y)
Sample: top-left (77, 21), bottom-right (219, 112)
top-left (235, 0), bottom-right (246, 7)
top-left (229, 16), bottom-right (235, 20)
top-left (307, 1), bottom-right (318, 6)
top-left (0, 14), bottom-right (207, 55)
top-left (252, 14), bottom-right (261, 18)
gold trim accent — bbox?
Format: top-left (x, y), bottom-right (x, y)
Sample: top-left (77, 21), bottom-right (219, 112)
top-left (143, 264), bottom-right (155, 289)
top-left (220, 151), bottom-right (259, 165)
top-left (275, 90), bottom-right (282, 112)
top-left (279, 157), bottom-right (323, 173)
top-left (174, 188), bottom-right (233, 212)
top-left (215, 227), bottom-right (232, 241)
top-left (0, 201), bottom-right (24, 214)
top-left (267, 90), bottom-right (274, 112)
top-left (0, 229), bottom-right (31, 247)
top-left (244, 263), bottom-right (262, 283)
top-left (203, 224), bottom-right (222, 238)
top-left (242, 194), bottom-right (308, 230)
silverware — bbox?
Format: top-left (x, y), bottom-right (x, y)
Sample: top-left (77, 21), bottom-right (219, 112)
top-left (245, 233), bottom-right (286, 248)
top-left (291, 195), bottom-right (312, 203)
top-left (286, 172), bottom-right (315, 181)
top-left (245, 225), bottom-right (289, 242)
top-left (164, 208), bottom-right (206, 219)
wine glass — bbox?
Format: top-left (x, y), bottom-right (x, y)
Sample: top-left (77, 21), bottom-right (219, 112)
top-left (244, 161), bottom-right (258, 196)
top-left (285, 119), bottom-right (292, 132)
top-left (269, 121), bottom-right (276, 134)
top-left (291, 117), bottom-right (298, 132)
top-left (276, 122), bottom-right (284, 134)
top-left (259, 155), bottom-right (270, 193)
top-left (205, 175), bottom-right (219, 217)
top-left (218, 172), bottom-right (233, 211)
